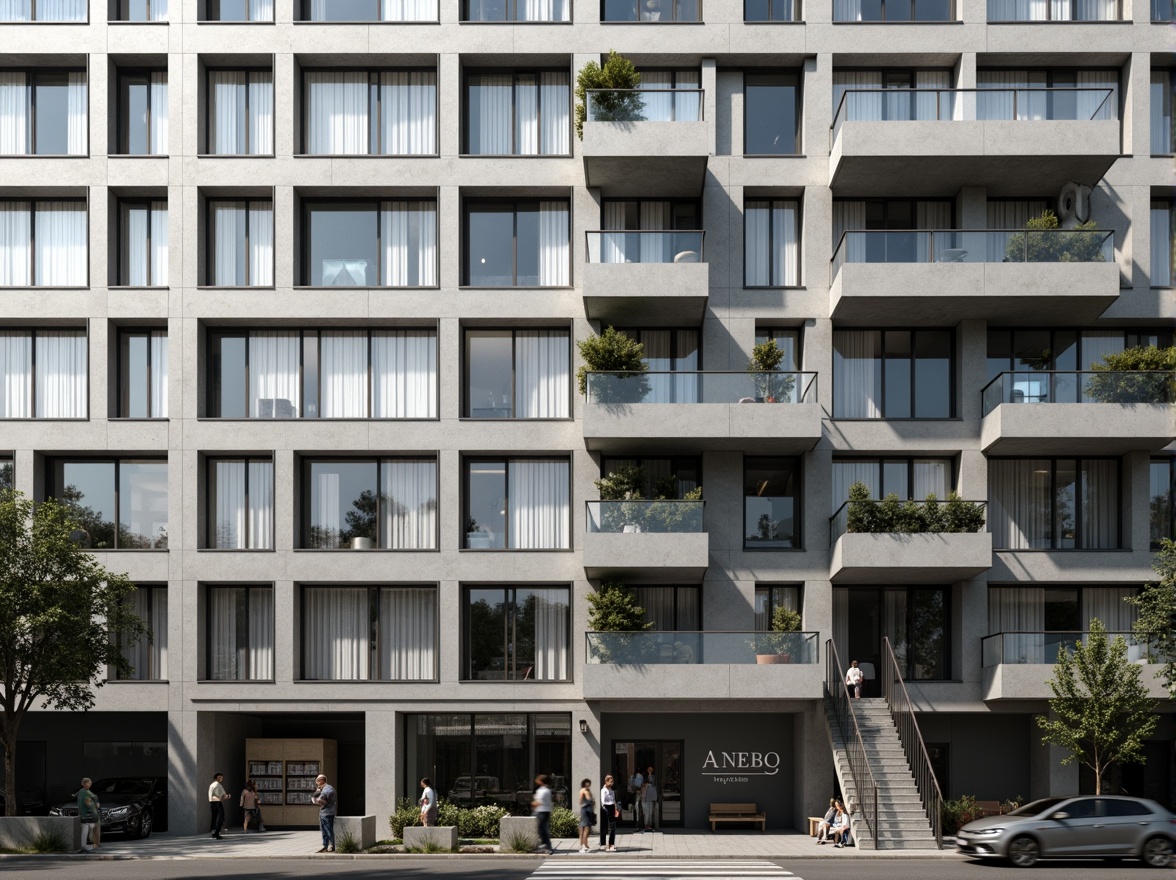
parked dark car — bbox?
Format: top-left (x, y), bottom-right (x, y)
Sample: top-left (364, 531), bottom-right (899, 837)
top-left (957, 795), bottom-right (1175, 868)
top-left (48, 777), bottom-right (166, 839)
top-left (0, 789), bottom-right (47, 816)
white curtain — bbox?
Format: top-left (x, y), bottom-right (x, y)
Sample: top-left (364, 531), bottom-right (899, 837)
top-left (745, 199), bottom-right (798, 286)
top-left (833, 72), bottom-right (882, 123)
top-left (987, 0), bottom-right (1047, 19)
top-left (833, 0), bottom-right (862, 20)
top-left (379, 460), bottom-right (436, 549)
top-left (833, 330), bottom-right (880, 418)
top-left (149, 71), bottom-right (167, 154)
top-left (0, 72), bottom-right (29, 154)
top-left (987, 199), bottom-right (1049, 261)
top-left (538, 201), bottom-right (569, 285)
top-left (382, 201), bottom-right (436, 286)
top-left (247, 460), bottom-right (273, 549)
top-left (988, 587), bottom-right (1045, 663)
top-left (123, 202), bottom-right (167, 286)
top-left (642, 330), bottom-right (672, 404)
top-left (515, 330), bottom-right (569, 418)
top-left (640, 71), bottom-right (673, 122)
top-left (915, 70), bottom-right (950, 120)
top-left (304, 588), bottom-right (369, 680)
top-left (208, 587), bottom-right (273, 680)
top-left (912, 459), bottom-right (949, 499)
top-left (522, 0), bottom-right (569, 20)
top-left (67, 71), bottom-right (86, 155)
top-left (0, 331), bottom-right (31, 417)
top-left (639, 201), bottom-right (668, 264)
top-left (247, 588), bottom-right (274, 678)
top-left (988, 459), bottom-right (1053, 549)
top-left (35, 201), bottom-right (86, 287)
top-left (832, 201), bottom-right (866, 263)
top-left (382, 0), bottom-right (437, 19)
top-left (249, 331), bottom-right (300, 417)
top-left (916, 201), bottom-right (951, 262)
top-left (1063, 0), bottom-right (1117, 16)
top-left (508, 459), bottom-right (569, 549)
top-left (1081, 459), bottom-right (1118, 549)
top-left (1085, 587), bottom-right (1137, 633)
top-left (378, 588), bottom-right (436, 680)
top-left (211, 71), bottom-right (272, 155)
top-left (531, 588), bottom-right (569, 680)
top-left (320, 331), bottom-right (368, 417)
top-left (249, 202), bottom-right (273, 285)
top-left (832, 461), bottom-right (881, 512)
top-left (601, 200), bottom-right (627, 263)
top-left (978, 70), bottom-right (1047, 120)
top-left (123, 587), bottom-right (167, 680)
top-left (249, 71), bottom-right (273, 154)
top-left (539, 71), bottom-right (569, 154)
top-left (0, 202), bottom-right (29, 285)
top-left (1151, 203), bottom-right (1171, 287)
top-left (250, 0), bottom-right (273, 19)
top-left (212, 201), bottom-right (272, 286)
top-left (150, 201), bottom-right (167, 285)
top-left (149, 0), bottom-right (168, 21)
top-left (472, 74), bottom-right (511, 154)
top-left (35, 329), bottom-right (86, 417)
top-left (371, 329), bottom-right (437, 418)
top-left (306, 72), bottom-right (368, 155)
top-left (0, 1), bottom-right (30, 20)
top-left (150, 331), bottom-right (167, 417)
top-left (38, 0), bottom-right (86, 22)
top-left (1077, 70), bottom-right (1118, 121)
top-left (213, 460), bottom-right (273, 549)
top-left (379, 71), bottom-right (435, 155)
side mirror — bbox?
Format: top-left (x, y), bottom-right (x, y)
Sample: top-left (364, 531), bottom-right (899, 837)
top-left (1051, 812), bottom-right (1070, 820)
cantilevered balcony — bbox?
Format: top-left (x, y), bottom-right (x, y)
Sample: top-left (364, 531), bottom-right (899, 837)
top-left (830, 228), bottom-right (1118, 322)
top-left (582, 371), bottom-right (820, 453)
top-left (583, 230), bottom-right (707, 324)
top-left (830, 88), bottom-right (1120, 196)
top-left (582, 631), bottom-right (822, 699)
top-left (581, 89), bottom-right (709, 197)
top-left (981, 631), bottom-right (1171, 700)
top-left (583, 500), bottom-right (709, 581)
top-left (981, 371), bottom-right (1176, 455)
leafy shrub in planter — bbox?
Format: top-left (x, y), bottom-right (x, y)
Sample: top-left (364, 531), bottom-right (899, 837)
top-left (574, 51), bottom-right (643, 139)
top-left (550, 807), bottom-right (579, 838)
top-left (845, 482), bottom-right (985, 534)
top-left (1086, 345), bottom-right (1176, 404)
top-left (1003, 210), bottom-right (1107, 263)
top-left (577, 327), bottom-right (649, 403)
top-left (747, 339), bottom-right (796, 402)
top-left (389, 798), bottom-right (515, 839)
top-left (941, 794), bottom-right (980, 836)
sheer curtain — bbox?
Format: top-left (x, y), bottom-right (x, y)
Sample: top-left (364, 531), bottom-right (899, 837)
top-left (379, 71), bottom-right (436, 155)
top-left (1077, 70), bottom-right (1118, 121)
top-left (67, 71), bottom-right (86, 155)
top-left (639, 201), bottom-right (667, 264)
top-left (213, 200), bottom-right (274, 285)
top-left (320, 331), bottom-right (368, 417)
top-left (833, 72), bottom-right (882, 122)
top-left (382, 201), bottom-right (437, 286)
top-left (1081, 459), bottom-right (1118, 549)
top-left (305, 72), bottom-right (368, 154)
top-left (916, 201), bottom-right (951, 262)
top-left (149, 72), bottom-right (167, 154)
top-left (988, 587), bottom-right (1044, 663)
top-left (0, 331), bottom-right (31, 417)
top-left (35, 201), bottom-right (86, 286)
top-left (1151, 203), bottom-right (1171, 287)
top-left (0, 72), bottom-right (29, 154)
top-left (377, 588), bottom-right (436, 680)
top-left (833, 0), bottom-right (863, 21)
top-left (531, 588), bottom-right (569, 680)
top-left (208, 587), bottom-right (273, 680)
top-left (986, 199), bottom-right (1049, 261)
top-left (122, 588), bottom-right (167, 680)
top-left (633, 587), bottom-right (675, 630)
top-left (371, 329), bottom-right (437, 418)
top-left (35, 329), bottom-right (86, 417)
top-left (472, 74), bottom-right (511, 154)
top-left (249, 202), bottom-right (273, 285)
top-left (539, 72), bottom-right (569, 154)
top-left (515, 330), bottom-right (569, 418)
top-left (211, 71), bottom-right (273, 155)
top-left (988, 459), bottom-right (1052, 549)
top-left (249, 331), bottom-right (300, 417)
top-left (915, 71), bottom-right (950, 120)
top-left (509, 460), bottom-right (569, 549)
top-left (912, 459), bottom-right (950, 498)
top-left (522, 0), bottom-right (569, 20)
top-left (40, 0), bottom-right (86, 18)
top-left (123, 202), bottom-right (168, 286)
top-left (150, 331), bottom-right (167, 417)
top-left (249, 71), bottom-right (273, 154)
top-left (212, 460), bottom-right (273, 549)
top-left (379, 459), bottom-right (437, 549)
top-left (745, 199), bottom-right (798, 286)
top-left (250, 0), bottom-right (274, 18)
top-left (642, 330), bottom-right (672, 404)
top-left (248, 460), bottom-right (273, 549)
top-left (383, 0), bottom-right (438, 19)
top-left (304, 588), bottom-right (369, 680)
top-left (538, 201), bottom-right (569, 285)
top-left (832, 461), bottom-right (880, 511)
top-left (149, 200), bottom-right (167, 285)
top-left (601, 200), bottom-right (627, 263)
top-left (640, 71), bottom-right (673, 122)
top-left (833, 330), bottom-right (880, 417)
top-left (1085, 587), bottom-right (1136, 633)
top-left (832, 201), bottom-right (866, 262)
top-left (987, 0), bottom-right (1047, 19)
top-left (0, 1), bottom-right (30, 20)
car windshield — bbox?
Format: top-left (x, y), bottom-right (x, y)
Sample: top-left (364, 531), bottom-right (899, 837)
top-left (1007, 797), bottom-right (1068, 817)
top-left (91, 779), bottom-right (153, 795)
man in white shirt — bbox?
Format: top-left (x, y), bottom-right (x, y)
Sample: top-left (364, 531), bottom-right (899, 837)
top-left (208, 772), bottom-right (231, 839)
top-left (846, 660), bottom-right (864, 699)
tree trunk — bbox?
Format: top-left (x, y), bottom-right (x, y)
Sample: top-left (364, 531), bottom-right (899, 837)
top-left (2, 726), bottom-right (17, 817)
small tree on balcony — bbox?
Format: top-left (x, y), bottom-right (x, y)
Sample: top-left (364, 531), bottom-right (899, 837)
top-left (1003, 209), bottom-right (1106, 263)
top-left (1085, 345), bottom-right (1176, 404)
top-left (576, 326), bottom-right (650, 403)
top-left (747, 339), bottom-right (796, 402)
top-left (1126, 539), bottom-right (1176, 698)
top-left (574, 51), bottom-right (643, 139)
top-left (587, 582), bottom-right (653, 633)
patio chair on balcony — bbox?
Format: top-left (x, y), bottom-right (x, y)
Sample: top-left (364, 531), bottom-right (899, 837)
top-left (673, 250), bottom-right (699, 263)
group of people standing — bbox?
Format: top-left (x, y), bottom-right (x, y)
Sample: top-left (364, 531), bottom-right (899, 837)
top-left (571, 766), bottom-right (659, 854)
top-left (207, 771), bottom-right (336, 853)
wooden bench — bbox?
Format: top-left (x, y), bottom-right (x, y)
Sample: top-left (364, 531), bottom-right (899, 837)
top-left (975, 800), bottom-right (1003, 818)
top-left (709, 802), bottom-right (766, 832)
top-left (807, 816), bottom-right (824, 837)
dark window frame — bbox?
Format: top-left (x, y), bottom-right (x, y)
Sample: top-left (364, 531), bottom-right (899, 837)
top-left (743, 71), bottom-right (802, 156)
top-left (0, 1), bottom-right (88, 22)
top-left (46, 456), bottom-right (168, 550)
top-left (462, 197), bottom-right (571, 287)
top-left (204, 196), bottom-right (273, 286)
top-left (743, 197), bottom-right (802, 288)
top-left (742, 454), bottom-right (803, 550)
top-left (835, 0), bottom-right (955, 22)
top-left (114, 0), bottom-right (165, 21)
top-left (987, 0), bottom-right (1120, 20)
top-left (743, 0), bottom-right (801, 21)
top-left (204, 66), bottom-right (273, 156)
top-left (298, 0), bottom-right (395, 20)
top-left (114, 584), bottom-right (166, 681)
top-left (117, 326), bottom-right (166, 418)
top-left (202, 0), bottom-right (272, 20)
top-left (0, 325), bottom-right (89, 419)
top-left (976, 68), bottom-right (1122, 119)
top-left (116, 197), bottom-right (167, 286)
top-left (831, 455), bottom-right (958, 501)
top-left (985, 326), bottom-right (1173, 379)
top-left (0, 68), bottom-right (88, 155)
top-left (600, 455), bottom-right (702, 499)
top-left (462, 455), bottom-right (572, 550)
top-left (461, 583), bottom-right (572, 681)
top-left (615, 326), bottom-right (702, 370)
top-left (754, 583), bottom-right (803, 630)
top-left (116, 67), bottom-right (166, 155)
top-left (832, 196), bottom-right (956, 230)
top-left (0, 456), bottom-right (12, 490)
top-left (299, 196), bottom-right (439, 287)
top-left (462, 326), bottom-right (573, 419)
top-left (461, 67), bottom-right (572, 156)
top-left (1152, 199), bottom-right (1174, 288)
top-left (206, 455), bottom-right (274, 549)
top-left (600, 0), bottom-right (703, 22)
top-left (299, 66), bottom-right (438, 156)
top-left (1149, 457), bottom-right (1175, 550)
top-left (754, 326), bottom-right (803, 366)
top-left (461, 0), bottom-right (569, 20)
top-left (599, 196), bottom-right (702, 229)
top-left (832, 327), bottom-right (957, 420)
top-left (204, 583), bottom-right (274, 681)
top-left (839, 584), bottom-right (953, 680)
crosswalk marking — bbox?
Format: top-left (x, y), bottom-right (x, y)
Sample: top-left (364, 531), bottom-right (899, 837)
top-left (526, 858), bottom-right (797, 879)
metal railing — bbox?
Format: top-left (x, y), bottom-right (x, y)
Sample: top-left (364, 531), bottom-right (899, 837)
top-left (830, 228), bottom-right (1113, 279)
top-left (981, 370), bottom-right (1176, 416)
top-left (881, 637), bottom-right (943, 850)
top-left (586, 499), bottom-right (705, 533)
top-left (586, 630), bottom-right (819, 664)
top-left (829, 498), bottom-right (987, 544)
top-left (585, 370), bottom-right (817, 405)
top-left (585, 230), bottom-right (705, 263)
top-left (585, 88), bottom-right (704, 122)
top-left (832, 86), bottom-right (1114, 141)
top-left (825, 639), bottom-right (878, 847)
top-left (981, 630), bottom-right (1164, 667)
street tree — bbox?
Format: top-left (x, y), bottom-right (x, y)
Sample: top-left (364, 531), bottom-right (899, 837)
top-left (1128, 538), bottom-right (1176, 698)
top-left (0, 490), bottom-right (146, 816)
top-left (1035, 618), bottom-right (1158, 795)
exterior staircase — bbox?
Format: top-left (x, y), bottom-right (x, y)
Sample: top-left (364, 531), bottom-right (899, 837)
top-left (823, 696), bottom-right (940, 850)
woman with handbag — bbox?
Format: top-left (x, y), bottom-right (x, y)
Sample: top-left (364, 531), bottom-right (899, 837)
top-left (577, 778), bottom-right (595, 853)
top-left (599, 775), bottom-right (618, 852)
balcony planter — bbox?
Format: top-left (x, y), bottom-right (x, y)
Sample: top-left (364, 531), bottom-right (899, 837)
top-left (350, 537), bottom-right (373, 550)
top-left (466, 531), bottom-right (492, 549)
top-left (756, 653), bottom-right (792, 665)
top-left (622, 523), bottom-right (642, 534)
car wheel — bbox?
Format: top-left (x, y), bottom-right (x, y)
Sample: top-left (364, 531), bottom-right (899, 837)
top-left (134, 811), bottom-right (153, 840)
top-left (1008, 835), bottom-right (1039, 868)
top-left (1140, 836), bottom-right (1172, 868)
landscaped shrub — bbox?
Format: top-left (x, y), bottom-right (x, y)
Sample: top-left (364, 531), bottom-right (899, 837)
top-left (940, 794), bottom-right (980, 835)
top-left (844, 481), bottom-right (986, 534)
top-left (549, 807), bottom-right (579, 838)
top-left (1086, 345), bottom-right (1176, 404)
top-left (388, 798), bottom-right (517, 840)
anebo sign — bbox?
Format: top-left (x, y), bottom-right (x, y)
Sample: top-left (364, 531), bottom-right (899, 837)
top-left (701, 749), bottom-right (782, 779)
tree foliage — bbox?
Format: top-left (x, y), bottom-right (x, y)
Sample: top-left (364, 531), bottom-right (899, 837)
top-left (1003, 209), bottom-right (1108, 263)
top-left (574, 51), bottom-right (642, 139)
top-left (586, 582), bottom-right (653, 633)
top-left (0, 490), bottom-right (146, 816)
top-left (843, 481), bottom-right (986, 534)
top-left (1035, 618), bottom-right (1158, 795)
top-left (1127, 539), bottom-right (1176, 698)
top-left (576, 326), bottom-right (649, 401)
top-left (747, 339), bottom-right (796, 401)
top-left (1085, 345), bottom-right (1176, 404)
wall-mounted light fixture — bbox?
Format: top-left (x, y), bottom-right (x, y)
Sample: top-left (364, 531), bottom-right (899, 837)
top-left (579, 719), bottom-right (588, 734)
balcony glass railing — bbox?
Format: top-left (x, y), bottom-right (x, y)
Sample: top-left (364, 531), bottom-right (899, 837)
top-left (586, 500), bottom-right (704, 534)
top-left (833, 0), bottom-right (953, 21)
top-left (584, 89), bottom-right (703, 122)
top-left (601, 0), bottom-right (701, 21)
top-left (585, 371), bottom-right (818, 405)
top-left (981, 631), bottom-right (1164, 667)
top-left (987, 0), bottom-right (1122, 21)
top-left (832, 87), bottom-right (1114, 140)
top-left (981, 370), bottom-right (1176, 416)
top-left (829, 498), bottom-right (987, 543)
top-left (586, 230), bottom-right (705, 264)
top-left (586, 630), bottom-right (820, 664)
top-left (830, 228), bottom-right (1113, 279)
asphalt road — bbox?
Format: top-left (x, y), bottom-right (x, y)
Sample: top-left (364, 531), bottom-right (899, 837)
top-left (0, 856), bottom-right (1169, 880)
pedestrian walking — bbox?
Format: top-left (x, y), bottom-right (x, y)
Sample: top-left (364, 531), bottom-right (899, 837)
top-left (531, 774), bottom-right (555, 855)
top-left (846, 660), bottom-right (864, 699)
top-left (208, 772), bottom-right (231, 839)
top-left (628, 768), bottom-right (644, 830)
top-left (640, 765), bottom-right (658, 831)
top-left (76, 777), bottom-right (100, 852)
top-left (240, 780), bottom-right (261, 834)
top-left (419, 777), bottom-right (438, 827)
top-left (599, 774), bottom-right (618, 852)
top-left (577, 778), bottom-right (595, 852)
top-left (311, 774), bottom-right (336, 853)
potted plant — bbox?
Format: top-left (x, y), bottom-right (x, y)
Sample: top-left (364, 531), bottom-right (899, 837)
top-left (755, 606), bottom-right (803, 664)
top-left (586, 582), bottom-right (654, 664)
top-left (1003, 209), bottom-right (1107, 264)
top-left (466, 517), bottom-right (492, 549)
top-left (1085, 345), bottom-right (1176, 404)
top-left (577, 327), bottom-right (650, 404)
top-left (574, 51), bottom-right (643, 140)
top-left (595, 465), bottom-right (647, 532)
top-left (747, 339), bottom-right (796, 403)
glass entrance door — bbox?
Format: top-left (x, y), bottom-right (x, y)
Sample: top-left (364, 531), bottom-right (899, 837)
top-left (612, 740), bottom-right (684, 828)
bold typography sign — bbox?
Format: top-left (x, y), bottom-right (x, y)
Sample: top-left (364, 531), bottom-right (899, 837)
top-left (701, 749), bottom-right (781, 782)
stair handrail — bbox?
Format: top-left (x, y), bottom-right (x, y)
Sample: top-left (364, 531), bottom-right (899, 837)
top-left (881, 636), bottom-right (944, 849)
top-left (824, 638), bottom-right (879, 847)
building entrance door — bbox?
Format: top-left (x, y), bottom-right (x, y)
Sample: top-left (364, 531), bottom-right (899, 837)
top-left (611, 740), bottom-right (683, 828)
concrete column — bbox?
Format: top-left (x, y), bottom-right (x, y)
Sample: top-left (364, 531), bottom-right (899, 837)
top-left (1124, 54), bottom-right (1146, 158)
top-left (439, 53), bottom-right (461, 158)
top-left (806, 55), bottom-right (832, 160)
top-left (274, 52), bottom-right (295, 158)
top-left (956, 186), bottom-right (987, 229)
top-left (958, 318), bottom-right (985, 423)
top-left (703, 59), bottom-right (717, 155)
top-left (366, 710), bottom-right (397, 819)
top-left (957, 53), bottom-right (977, 90)
top-left (796, 706), bottom-right (835, 828)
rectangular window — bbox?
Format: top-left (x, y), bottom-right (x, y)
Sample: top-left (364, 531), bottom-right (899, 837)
top-left (304, 458), bottom-right (437, 549)
top-left (1153, 200), bottom-right (1173, 288)
top-left (745, 199), bottom-right (799, 286)
top-left (832, 198), bottom-right (953, 263)
top-left (613, 327), bottom-right (699, 402)
top-left (636, 70), bottom-right (701, 122)
top-left (300, 0), bottom-right (437, 20)
top-left (302, 586), bottom-right (437, 680)
top-left (1150, 459), bottom-right (1174, 549)
top-left (303, 200), bottom-right (437, 287)
top-left (209, 328), bottom-right (437, 419)
top-left (118, 200), bottom-right (167, 286)
top-left (464, 200), bottom-right (569, 286)
top-left (987, 0), bottom-right (1117, 20)
top-left (754, 328), bottom-right (800, 369)
top-left (1155, 0), bottom-right (1174, 19)
top-left (989, 458), bottom-right (1120, 550)
top-left (602, 0), bottom-right (700, 20)
top-left (985, 327), bottom-right (1172, 388)
top-left (116, 0), bottom-right (167, 21)
top-left (754, 585), bottom-right (800, 631)
top-left (0, 200), bottom-right (87, 287)
top-left (988, 586), bottom-right (1139, 661)
top-left (116, 585), bottom-right (167, 680)
top-left (205, 0), bottom-right (273, 18)
top-left (833, 329), bottom-right (953, 419)
top-left (118, 70), bottom-right (166, 154)
top-left (0, 71), bottom-right (86, 155)
top-left (835, 0), bottom-right (952, 20)
top-left (206, 585), bottom-right (274, 680)
top-left (464, 0), bottom-right (569, 19)
top-left (464, 585), bottom-right (570, 680)
top-left (600, 455), bottom-right (701, 498)
top-left (593, 198), bottom-right (702, 264)
top-left (207, 198), bottom-right (273, 286)
top-left (49, 458), bottom-right (168, 549)
top-left (976, 70), bottom-right (1118, 121)
top-left (208, 457), bottom-right (273, 549)
top-left (303, 71), bottom-right (436, 156)
top-left (833, 586), bottom-right (950, 682)
top-left (464, 71), bottom-right (569, 155)
top-left (0, 328), bottom-right (87, 418)
top-left (744, 456), bottom-right (800, 549)
top-left (744, 73), bottom-right (800, 155)
top-left (207, 70), bottom-right (273, 155)
top-left (832, 458), bottom-right (952, 511)
top-left (0, 1), bottom-right (86, 21)
top-left (465, 458), bottom-right (570, 549)
top-left (118, 328), bottom-right (167, 418)
top-left (744, 0), bottom-right (798, 19)
top-left (464, 328), bottom-right (569, 419)
top-left (1152, 70), bottom-right (1173, 155)
top-left (632, 586), bottom-right (700, 630)
top-left (0, 456), bottom-right (11, 490)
